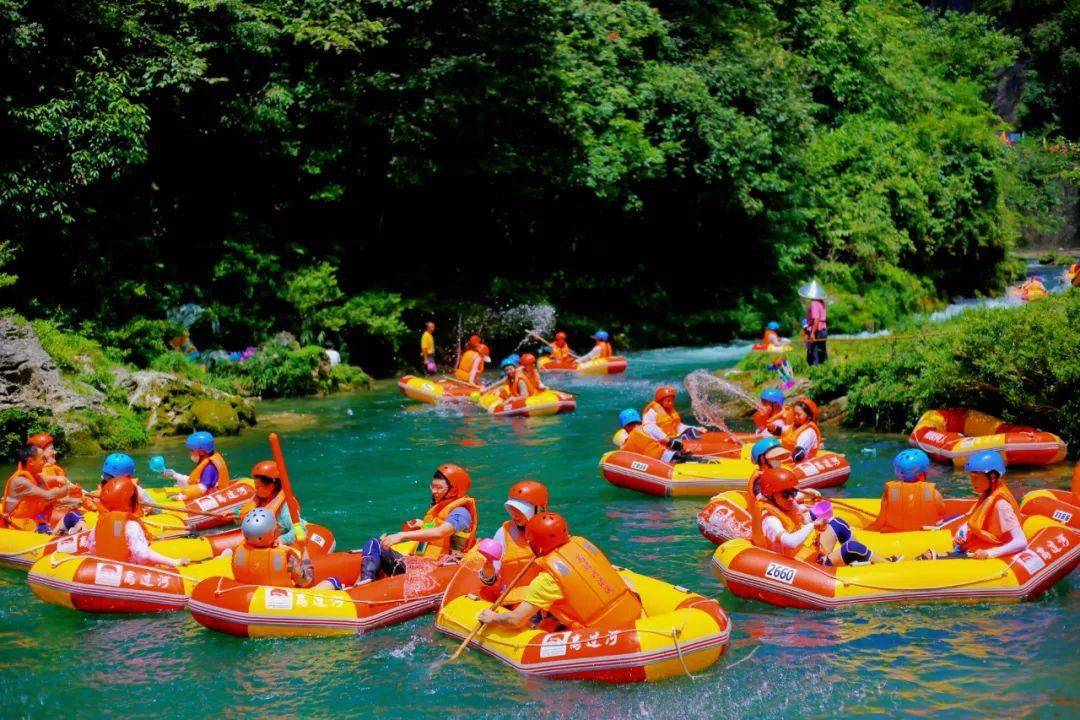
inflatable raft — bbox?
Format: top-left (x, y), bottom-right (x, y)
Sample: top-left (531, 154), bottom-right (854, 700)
top-left (598, 450), bottom-right (850, 497)
top-left (538, 355), bottom-right (628, 375)
top-left (189, 555), bottom-right (459, 637)
top-left (696, 491), bottom-right (976, 546)
top-left (711, 515), bottom-right (1080, 609)
top-left (611, 429), bottom-right (756, 459)
top-left (144, 478), bottom-right (258, 531)
top-left (750, 343), bottom-right (791, 353)
top-left (475, 388), bottom-right (576, 417)
top-left (435, 564), bottom-right (730, 683)
top-left (396, 375), bottom-right (478, 404)
top-left (29, 552), bottom-right (233, 613)
top-left (1020, 489), bottom-right (1080, 530)
top-left (910, 409), bottom-right (1067, 467)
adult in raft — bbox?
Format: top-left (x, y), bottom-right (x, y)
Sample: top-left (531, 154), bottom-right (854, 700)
top-left (355, 464), bottom-right (478, 583)
top-left (514, 353), bottom-right (546, 395)
top-left (778, 396), bottom-right (822, 462)
top-left (864, 449), bottom-right (946, 533)
top-left (547, 331), bottom-right (574, 362)
top-left (231, 461), bottom-right (306, 546)
top-left (617, 409), bottom-right (704, 463)
top-left (574, 330), bottom-right (614, 363)
top-left (231, 508), bottom-right (339, 589)
top-left (476, 512), bottom-right (642, 631)
top-left (454, 335), bottom-right (490, 386)
top-left (642, 386), bottom-right (705, 443)
top-left (753, 389), bottom-right (786, 435)
top-left (1, 443), bottom-right (73, 532)
top-left (27, 433), bottom-right (93, 526)
top-left (478, 481), bottom-right (550, 602)
top-left (799, 279), bottom-right (828, 366)
top-left (918, 450), bottom-right (1026, 560)
top-left (420, 321), bottom-right (437, 374)
top-left (162, 431), bottom-right (231, 501)
top-left (754, 467), bottom-right (895, 566)
top-left (91, 457), bottom-right (191, 568)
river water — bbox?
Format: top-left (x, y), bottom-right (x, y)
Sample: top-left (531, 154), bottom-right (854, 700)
top-left (1, 344), bottom-right (1076, 719)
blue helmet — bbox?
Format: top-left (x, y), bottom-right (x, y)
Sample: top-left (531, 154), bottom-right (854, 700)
top-left (185, 431), bottom-right (215, 454)
top-left (965, 450), bottom-right (1006, 477)
top-left (618, 408), bottom-right (642, 427)
top-left (751, 437), bottom-right (782, 464)
top-left (500, 354), bottom-right (520, 368)
top-left (767, 321), bottom-right (781, 331)
top-left (893, 448), bottom-right (930, 482)
top-left (761, 389), bottom-right (785, 405)
top-left (101, 452), bottom-right (136, 478)
top-left (593, 330), bottom-right (609, 341)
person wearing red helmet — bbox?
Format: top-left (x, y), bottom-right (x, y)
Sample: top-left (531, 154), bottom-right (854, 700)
top-left (548, 331), bottom-right (573, 362)
top-left (26, 433), bottom-right (91, 518)
top-left (513, 353), bottom-right (546, 396)
top-left (91, 472), bottom-right (191, 568)
top-left (642, 386), bottom-right (704, 443)
top-left (2, 444), bottom-right (73, 532)
top-left (454, 336), bottom-right (489, 386)
top-left (356, 464), bottom-right (479, 583)
top-left (231, 461), bottom-right (307, 546)
top-left (478, 480), bottom-right (550, 602)
top-left (477, 512), bottom-right (642, 630)
top-left (755, 468), bottom-right (892, 566)
top-left (779, 397), bottom-right (822, 462)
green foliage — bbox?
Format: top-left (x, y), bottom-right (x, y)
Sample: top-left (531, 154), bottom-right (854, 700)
top-left (31, 319), bottom-right (120, 398)
top-left (70, 408), bottom-right (150, 451)
top-left (0, 241), bottom-right (16, 289)
top-left (214, 343), bottom-right (363, 398)
top-left (102, 318), bottom-right (186, 367)
top-left (0, 408), bottom-right (65, 461)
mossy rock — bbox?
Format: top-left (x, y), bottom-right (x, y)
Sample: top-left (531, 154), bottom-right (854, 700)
top-left (190, 398), bottom-right (242, 436)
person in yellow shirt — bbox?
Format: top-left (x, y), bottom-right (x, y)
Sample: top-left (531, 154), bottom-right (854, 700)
top-left (420, 322), bottom-right (436, 374)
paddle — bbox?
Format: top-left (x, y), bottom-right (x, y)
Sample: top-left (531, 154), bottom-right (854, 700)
top-left (528, 332), bottom-right (580, 360)
top-left (446, 558), bottom-right (537, 663)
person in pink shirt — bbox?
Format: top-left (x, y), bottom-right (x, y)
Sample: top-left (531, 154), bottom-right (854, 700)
top-left (800, 280), bottom-right (828, 366)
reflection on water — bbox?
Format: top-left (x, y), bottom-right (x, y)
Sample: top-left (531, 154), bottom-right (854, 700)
top-left (0, 344), bottom-right (1076, 720)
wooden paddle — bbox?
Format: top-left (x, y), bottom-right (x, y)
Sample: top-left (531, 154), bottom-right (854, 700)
top-left (529, 332), bottom-right (580, 359)
top-left (447, 558), bottom-right (537, 663)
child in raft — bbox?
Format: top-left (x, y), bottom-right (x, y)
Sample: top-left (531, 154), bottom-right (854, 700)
top-left (163, 431), bottom-right (231, 501)
top-left (476, 480), bottom-right (550, 602)
top-left (231, 508), bottom-right (340, 590)
top-left (917, 450), bottom-right (1027, 560)
top-left (756, 467), bottom-right (898, 566)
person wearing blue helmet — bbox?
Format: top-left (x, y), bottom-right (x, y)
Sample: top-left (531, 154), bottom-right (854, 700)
top-left (758, 321), bottom-right (783, 349)
top-left (576, 330), bottom-right (613, 363)
top-left (616, 409), bottom-right (702, 463)
top-left (866, 449), bottom-right (945, 532)
top-left (163, 431), bottom-right (231, 501)
top-left (753, 389), bottom-right (786, 434)
top-left (2, 443), bottom-right (73, 532)
top-left (920, 450), bottom-right (1026, 560)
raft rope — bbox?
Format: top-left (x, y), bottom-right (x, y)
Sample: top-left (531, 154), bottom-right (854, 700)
top-left (47, 552), bottom-right (202, 584)
top-left (211, 576), bottom-right (445, 606)
top-left (670, 624), bottom-right (695, 680)
top-left (0, 527), bottom-right (189, 559)
top-left (725, 644), bottom-right (759, 670)
top-left (799, 559), bottom-right (1010, 592)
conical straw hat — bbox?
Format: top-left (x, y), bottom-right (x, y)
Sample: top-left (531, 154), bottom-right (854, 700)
top-left (798, 280), bottom-right (826, 300)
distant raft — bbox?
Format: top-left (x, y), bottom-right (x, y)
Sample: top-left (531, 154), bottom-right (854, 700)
top-left (396, 375), bottom-right (477, 404)
top-left (598, 449), bottom-right (850, 497)
top-left (475, 388), bottom-right (577, 417)
top-left (711, 515), bottom-right (1080, 609)
top-left (537, 355), bottom-right (628, 375)
top-left (435, 563), bottom-right (730, 683)
top-left (910, 409), bottom-right (1066, 467)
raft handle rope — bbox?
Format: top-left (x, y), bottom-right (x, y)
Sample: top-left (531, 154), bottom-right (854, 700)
top-left (798, 558), bottom-right (1010, 592)
top-left (2, 527), bottom-right (190, 559)
top-left (47, 552), bottom-right (203, 584)
top-left (670, 623), bottom-right (695, 680)
top-left (725, 644), bottom-right (759, 670)
top-left (210, 576), bottom-right (447, 606)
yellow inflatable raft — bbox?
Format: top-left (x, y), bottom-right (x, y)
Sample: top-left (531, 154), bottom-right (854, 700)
top-left (436, 564), bottom-right (730, 683)
top-left (474, 388), bottom-right (577, 417)
top-left (396, 375), bottom-right (477, 404)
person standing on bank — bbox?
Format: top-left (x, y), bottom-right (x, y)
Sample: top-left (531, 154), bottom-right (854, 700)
top-left (799, 280), bottom-right (828, 366)
top-left (421, 322), bottom-right (437, 374)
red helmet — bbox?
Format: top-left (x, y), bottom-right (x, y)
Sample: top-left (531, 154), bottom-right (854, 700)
top-left (555, 331), bottom-right (567, 342)
top-left (526, 512), bottom-right (570, 556)
top-left (99, 476), bottom-right (138, 512)
top-left (759, 468), bottom-right (799, 497)
top-left (251, 460), bottom-right (280, 481)
top-left (508, 480), bottom-right (549, 511)
top-left (435, 464), bottom-right (472, 498)
top-left (654, 386), bottom-right (677, 403)
top-left (520, 353), bottom-right (537, 367)
top-left (477, 344), bottom-right (492, 362)
top-left (794, 397), bottom-right (819, 419)
top-left (26, 433), bottom-right (55, 450)
top-left (468, 335), bottom-right (482, 348)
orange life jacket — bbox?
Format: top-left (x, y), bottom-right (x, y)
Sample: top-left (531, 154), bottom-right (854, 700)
top-left (187, 452), bottom-right (231, 491)
top-left (499, 521), bottom-right (539, 602)
top-left (550, 342), bottom-right (572, 361)
top-left (643, 401), bottom-right (682, 438)
top-left (454, 349), bottom-right (482, 383)
top-left (512, 370), bottom-right (539, 398)
top-left (620, 426), bottom-right (667, 460)
top-left (957, 484), bottom-right (1022, 552)
top-left (866, 481), bottom-right (945, 532)
top-left (2, 465), bottom-right (52, 523)
top-left (595, 341), bottom-right (613, 359)
top-left (536, 536), bottom-right (642, 629)
top-left (758, 502), bottom-right (818, 561)
top-left (415, 496), bottom-right (478, 559)
top-left (752, 405), bottom-right (775, 431)
top-left (232, 543), bottom-right (302, 586)
top-left (93, 511), bottom-right (154, 562)
top-left (761, 330), bottom-right (780, 346)
top-left (767, 406), bottom-right (795, 435)
top-left (237, 490), bottom-right (286, 525)
top-left (781, 421), bottom-right (822, 458)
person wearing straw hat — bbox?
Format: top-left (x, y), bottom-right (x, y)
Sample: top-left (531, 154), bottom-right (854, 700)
top-left (799, 279), bottom-right (828, 366)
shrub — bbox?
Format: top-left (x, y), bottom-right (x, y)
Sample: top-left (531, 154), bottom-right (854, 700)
top-left (0, 408), bottom-right (66, 461)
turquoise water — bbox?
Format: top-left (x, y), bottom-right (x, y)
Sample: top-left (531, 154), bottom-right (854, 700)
top-left (1, 344), bottom-right (1077, 719)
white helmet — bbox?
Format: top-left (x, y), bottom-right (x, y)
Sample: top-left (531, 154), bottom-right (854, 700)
top-left (241, 508), bottom-right (278, 547)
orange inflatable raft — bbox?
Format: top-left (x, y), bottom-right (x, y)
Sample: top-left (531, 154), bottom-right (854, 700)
top-left (396, 375), bottom-right (477, 404)
top-left (909, 409), bottom-right (1067, 467)
top-left (598, 449), bottom-right (850, 497)
top-left (538, 355), bottom-right (628, 375)
top-left (1019, 464), bottom-right (1080, 529)
top-left (144, 478), bottom-right (258, 531)
top-left (435, 562), bottom-right (730, 683)
top-left (611, 428), bottom-right (756, 459)
top-left (189, 555), bottom-right (459, 637)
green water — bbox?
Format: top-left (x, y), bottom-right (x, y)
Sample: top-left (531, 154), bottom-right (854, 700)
top-left (2, 344), bottom-right (1077, 719)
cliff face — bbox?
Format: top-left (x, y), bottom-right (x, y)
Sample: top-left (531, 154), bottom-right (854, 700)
top-left (0, 317), bottom-right (104, 420)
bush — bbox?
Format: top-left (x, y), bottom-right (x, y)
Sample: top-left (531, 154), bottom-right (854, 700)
top-left (102, 317), bottom-right (185, 367)
top-left (0, 408), bottom-right (65, 461)
top-left (31, 319), bottom-right (119, 396)
top-left (70, 407), bottom-right (149, 451)
top-left (329, 363), bottom-right (372, 390)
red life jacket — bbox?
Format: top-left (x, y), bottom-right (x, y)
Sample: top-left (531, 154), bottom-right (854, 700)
top-left (414, 496), bottom-right (478, 559)
top-left (93, 511), bottom-right (154, 562)
top-left (780, 421), bottom-right (822, 458)
top-left (866, 481), bottom-right (945, 532)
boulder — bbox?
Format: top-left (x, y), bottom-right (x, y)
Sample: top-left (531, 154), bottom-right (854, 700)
top-left (118, 369), bottom-right (256, 436)
top-left (0, 317), bottom-right (104, 416)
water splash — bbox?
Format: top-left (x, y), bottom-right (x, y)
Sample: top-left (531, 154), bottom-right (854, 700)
top-left (684, 370), bottom-right (759, 428)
